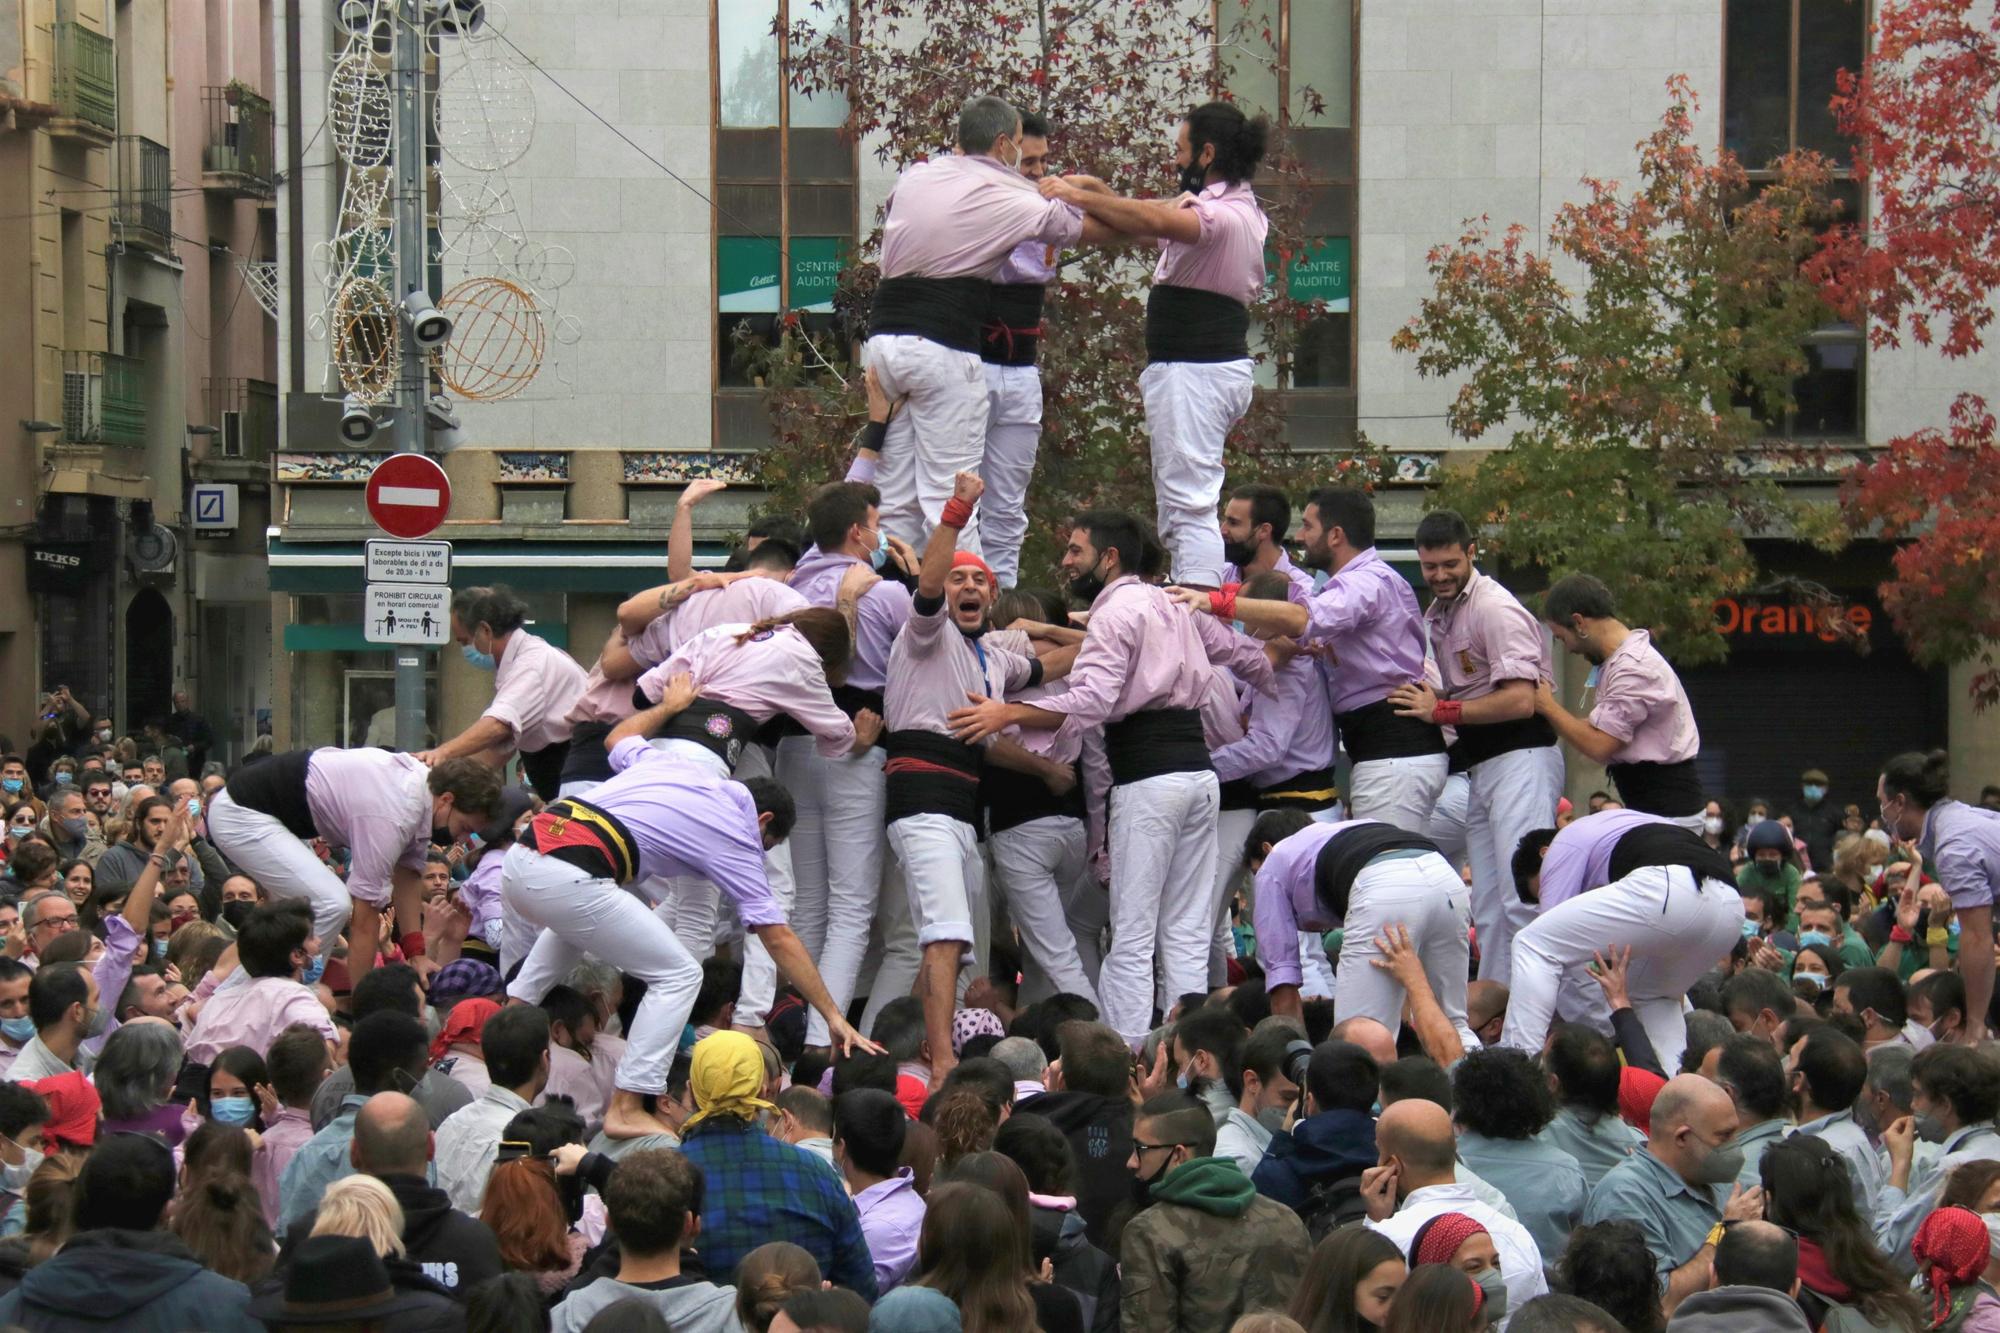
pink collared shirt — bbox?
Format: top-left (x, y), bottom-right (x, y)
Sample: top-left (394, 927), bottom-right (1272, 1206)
top-left (1425, 569), bottom-right (1554, 702)
top-left (185, 973), bottom-right (337, 1066)
top-left (1222, 548), bottom-right (1315, 595)
top-left (304, 748), bottom-right (435, 908)
top-left (544, 1043), bottom-right (604, 1125)
top-left (994, 237), bottom-right (1059, 286)
top-left (636, 623), bottom-right (855, 760)
top-left (1047, 576), bottom-right (1273, 761)
top-left (1293, 547), bottom-right (1432, 714)
top-left (629, 577), bottom-right (810, 670)
top-left (1589, 629), bottom-right (1699, 764)
top-left (886, 603), bottom-right (1036, 738)
top-left (1153, 180), bottom-right (1270, 306)
top-left (881, 154), bottom-right (1084, 280)
top-left (485, 630), bottom-right (589, 754)
top-left (254, 1106), bottom-right (316, 1229)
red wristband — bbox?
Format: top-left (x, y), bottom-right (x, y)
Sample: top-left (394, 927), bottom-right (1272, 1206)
top-left (1890, 924), bottom-right (1915, 945)
top-left (940, 496), bottom-right (975, 529)
top-left (1432, 700), bottom-right (1463, 727)
top-left (1208, 584), bottom-right (1240, 621)
top-left (400, 930), bottom-right (427, 959)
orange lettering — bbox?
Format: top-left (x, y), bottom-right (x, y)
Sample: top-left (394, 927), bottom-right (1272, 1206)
top-left (1762, 605), bottom-right (1787, 634)
top-left (1714, 598), bottom-right (1741, 633)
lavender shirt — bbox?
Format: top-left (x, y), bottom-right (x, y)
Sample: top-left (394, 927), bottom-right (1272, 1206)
top-left (1252, 819), bottom-right (1379, 990)
top-left (1223, 549), bottom-right (1316, 595)
top-left (629, 577), bottom-right (809, 670)
top-left (486, 629), bottom-right (589, 754)
top-left (458, 853), bottom-right (505, 951)
top-left (994, 237), bottom-right (1059, 287)
top-left (304, 748), bottom-right (435, 908)
top-left (636, 623), bottom-right (856, 760)
top-left (1425, 569), bottom-right (1555, 702)
top-left (1290, 548), bottom-right (1431, 714)
top-left (1047, 577), bottom-right (1272, 762)
top-left (881, 154), bottom-right (1083, 280)
top-left (1537, 808), bottom-right (1675, 913)
top-left (789, 549), bottom-right (913, 694)
top-left (1590, 630), bottom-right (1700, 765)
top-left (886, 604), bottom-right (1035, 737)
top-left (590, 737), bottom-right (782, 925)
top-left (1153, 180), bottom-right (1270, 305)
top-left (1213, 654), bottom-right (1336, 787)
top-left (1920, 800), bottom-right (2000, 910)
top-left (854, 1169), bottom-right (926, 1292)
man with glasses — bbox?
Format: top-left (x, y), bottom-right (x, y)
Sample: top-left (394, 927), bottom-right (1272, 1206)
top-left (1119, 1090), bottom-right (1310, 1333)
top-left (78, 772), bottom-right (114, 819)
top-left (19, 892), bottom-right (78, 970)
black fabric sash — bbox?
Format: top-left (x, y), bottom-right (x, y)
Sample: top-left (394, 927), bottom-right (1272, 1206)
top-left (224, 748), bottom-right (317, 839)
top-left (1607, 758), bottom-right (1705, 818)
top-left (884, 729), bottom-right (982, 826)
top-left (831, 685), bottom-right (887, 723)
top-left (517, 741), bottom-right (570, 803)
top-left (558, 721), bottom-right (615, 786)
top-left (1219, 778), bottom-right (1260, 813)
top-left (981, 763), bottom-right (1085, 835)
top-left (1145, 284), bottom-right (1250, 364)
top-left (982, 283), bottom-right (1047, 366)
top-left (1314, 825), bottom-right (1443, 923)
top-left (1336, 700), bottom-right (1448, 762)
top-left (1103, 708), bottom-right (1211, 787)
top-left (530, 796), bottom-right (642, 886)
top-left (1455, 714), bottom-right (1558, 768)
top-left (1607, 823), bottom-right (1735, 889)
top-left (655, 695), bottom-right (759, 770)
top-left (870, 275), bottom-right (992, 354)
top-left (1258, 766), bottom-right (1340, 813)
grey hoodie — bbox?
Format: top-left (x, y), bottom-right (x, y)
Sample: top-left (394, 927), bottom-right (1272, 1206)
top-left (1665, 1284), bottom-right (1812, 1333)
top-left (549, 1275), bottom-right (742, 1333)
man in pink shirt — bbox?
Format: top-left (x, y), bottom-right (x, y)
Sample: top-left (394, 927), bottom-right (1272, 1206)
top-left (870, 94), bottom-right (1092, 555)
top-left (949, 510), bottom-right (1273, 1045)
top-left (185, 901), bottom-right (340, 1065)
top-left (1534, 574), bottom-right (1704, 828)
top-left (424, 586), bottom-right (590, 800)
top-left (1042, 103), bottom-right (1271, 587)
top-left (1389, 511), bottom-right (1565, 987)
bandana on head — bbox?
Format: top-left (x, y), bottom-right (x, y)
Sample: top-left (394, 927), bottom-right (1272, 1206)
top-left (429, 959), bottom-right (504, 1008)
top-left (951, 550), bottom-right (995, 585)
top-left (24, 1072), bottom-right (99, 1150)
top-left (951, 1007), bottom-right (1005, 1056)
top-left (1915, 1206), bottom-right (1991, 1325)
top-left (685, 1030), bottom-right (774, 1130)
top-left (1412, 1211), bottom-right (1490, 1268)
top-left (1618, 1067), bottom-right (1668, 1135)
top-left (430, 997), bottom-right (501, 1063)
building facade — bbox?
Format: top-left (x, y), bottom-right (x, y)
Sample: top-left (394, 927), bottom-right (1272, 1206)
top-left (267, 0), bottom-right (1997, 801)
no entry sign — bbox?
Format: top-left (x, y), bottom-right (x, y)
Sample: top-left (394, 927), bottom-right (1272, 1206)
top-left (366, 453), bottom-right (452, 539)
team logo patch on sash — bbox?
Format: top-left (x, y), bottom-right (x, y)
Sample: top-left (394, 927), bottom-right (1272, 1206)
top-left (705, 714), bottom-right (734, 739)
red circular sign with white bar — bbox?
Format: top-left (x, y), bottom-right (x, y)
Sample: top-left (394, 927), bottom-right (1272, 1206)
top-left (366, 453), bottom-right (452, 539)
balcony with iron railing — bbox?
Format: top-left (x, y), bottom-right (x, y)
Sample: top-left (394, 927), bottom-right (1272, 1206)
top-left (62, 351), bottom-right (146, 447)
top-left (50, 21), bottom-right (116, 142)
top-left (114, 136), bottom-right (174, 254)
top-left (202, 376), bottom-right (278, 467)
top-left (202, 85), bottom-right (274, 198)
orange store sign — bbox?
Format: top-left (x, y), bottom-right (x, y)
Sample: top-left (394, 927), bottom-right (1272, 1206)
top-left (1713, 597), bottom-right (1873, 644)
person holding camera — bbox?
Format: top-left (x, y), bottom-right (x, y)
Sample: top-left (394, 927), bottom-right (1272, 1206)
top-left (1212, 1023), bottom-right (1314, 1181)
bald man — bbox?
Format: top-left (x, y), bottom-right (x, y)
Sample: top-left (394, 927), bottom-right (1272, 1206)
top-left (1362, 1098), bottom-right (1548, 1314)
top-left (1466, 980), bottom-right (1508, 1047)
top-left (1581, 1074), bottom-right (1762, 1312)
top-left (1331, 1016), bottom-right (1399, 1069)
top-left (336, 1091), bottom-right (503, 1294)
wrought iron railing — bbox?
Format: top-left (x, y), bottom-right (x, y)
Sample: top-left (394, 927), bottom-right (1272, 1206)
top-left (114, 136), bottom-right (174, 251)
top-left (62, 350), bottom-right (146, 447)
top-left (202, 85), bottom-right (275, 196)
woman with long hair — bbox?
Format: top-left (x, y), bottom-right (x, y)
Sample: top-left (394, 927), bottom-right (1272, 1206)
top-left (946, 1151), bottom-right (1085, 1333)
top-left (202, 1045), bottom-right (270, 1133)
top-left (1382, 1264), bottom-right (1485, 1333)
top-left (480, 1100), bottom-right (596, 1298)
top-left (1288, 1227), bottom-right (1408, 1333)
top-left (735, 1241), bottom-right (822, 1333)
top-left (993, 1112), bottom-right (1120, 1333)
top-left (932, 1090), bottom-right (1000, 1176)
top-left (912, 1183), bottom-right (1046, 1333)
top-left (56, 860), bottom-right (92, 912)
top-left (93, 1023), bottom-right (188, 1145)
top-left (170, 1122), bottom-right (273, 1285)
top-left (17, 1154), bottom-right (81, 1266)
top-left (1762, 1136), bottom-right (1923, 1330)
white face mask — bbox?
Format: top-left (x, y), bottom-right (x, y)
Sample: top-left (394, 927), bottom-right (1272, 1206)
top-left (1703, 816), bottom-right (1725, 837)
top-left (1, 1138), bottom-right (41, 1193)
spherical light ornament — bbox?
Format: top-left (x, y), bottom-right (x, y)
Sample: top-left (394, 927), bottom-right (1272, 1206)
top-left (552, 313), bottom-right (583, 346)
top-left (435, 57), bottom-right (536, 173)
top-left (332, 276), bottom-right (401, 401)
top-left (329, 52), bottom-right (393, 168)
top-left (436, 276), bottom-right (546, 402)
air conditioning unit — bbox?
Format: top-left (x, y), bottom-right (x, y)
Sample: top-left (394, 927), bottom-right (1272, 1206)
top-left (62, 367), bottom-right (101, 441)
top-left (220, 409), bottom-right (244, 458)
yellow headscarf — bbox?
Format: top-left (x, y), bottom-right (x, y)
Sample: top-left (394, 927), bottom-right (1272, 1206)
top-left (683, 1030), bottom-right (774, 1130)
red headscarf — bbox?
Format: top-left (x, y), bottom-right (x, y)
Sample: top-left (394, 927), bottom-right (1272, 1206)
top-left (1411, 1211), bottom-right (1490, 1267)
top-left (1914, 1206), bottom-right (1991, 1325)
top-left (1618, 1067), bottom-right (1668, 1135)
top-left (24, 1072), bottom-right (100, 1150)
top-left (430, 997), bottom-right (501, 1064)
top-left (951, 550), bottom-right (994, 585)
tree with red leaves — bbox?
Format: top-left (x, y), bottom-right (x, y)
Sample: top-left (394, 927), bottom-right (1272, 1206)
top-left (1812, 0), bottom-right (2000, 707)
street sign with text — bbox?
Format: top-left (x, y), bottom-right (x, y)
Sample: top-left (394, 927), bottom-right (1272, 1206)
top-left (365, 584), bottom-right (451, 645)
top-left (365, 539), bottom-right (452, 584)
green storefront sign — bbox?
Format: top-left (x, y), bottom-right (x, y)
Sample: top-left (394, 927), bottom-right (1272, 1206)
top-left (1267, 236), bottom-right (1351, 313)
top-left (718, 236), bottom-right (848, 314)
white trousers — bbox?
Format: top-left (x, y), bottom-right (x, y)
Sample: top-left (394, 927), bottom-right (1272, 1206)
top-left (733, 743), bottom-right (795, 1027)
top-left (1140, 358), bottom-right (1253, 588)
top-left (979, 362), bottom-right (1041, 588)
top-left (776, 735), bottom-right (887, 1046)
top-left (858, 857), bottom-right (924, 1034)
top-left (1348, 753), bottom-right (1451, 835)
top-left (1103, 770), bottom-right (1220, 1045)
top-left (1208, 808), bottom-right (1257, 988)
top-left (1466, 745), bottom-right (1565, 986)
top-left (501, 845), bottom-right (700, 1097)
top-left (207, 790), bottom-right (353, 943)
top-left (1500, 866), bottom-right (1744, 1075)
top-left (888, 813), bottom-right (983, 948)
top-left (1338, 852), bottom-right (1480, 1047)
top-left (1428, 772), bottom-right (1472, 871)
top-left (868, 334), bottom-right (989, 554)
top-left (991, 816), bottom-right (1102, 1007)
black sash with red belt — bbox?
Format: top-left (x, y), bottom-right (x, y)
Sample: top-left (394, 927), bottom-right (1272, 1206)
top-left (884, 730), bottom-right (982, 826)
top-left (527, 797), bottom-right (640, 886)
top-left (981, 283), bottom-right (1046, 367)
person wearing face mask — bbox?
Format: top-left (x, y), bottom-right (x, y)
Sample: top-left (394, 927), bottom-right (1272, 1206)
top-left (1121, 1090), bottom-right (1310, 1332)
top-left (1791, 767), bottom-right (1845, 874)
top-left (1208, 1024), bottom-right (1306, 1182)
top-left (0, 1080), bottom-right (47, 1224)
top-left (1880, 748), bottom-right (2000, 1045)
top-left (184, 901), bottom-right (339, 1066)
top-left (1361, 1098), bottom-right (1548, 1317)
top-left (0, 958), bottom-right (33, 1078)
top-left (1579, 1074), bottom-right (1764, 1309)
top-left (1533, 575), bottom-right (1704, 829)
top-left (1699, 1036), bottom-right (1791, 1192)
top-left (418, 585), bottom-right (588, 803)
top-left (1874, 1044), bottom-right (2000, 1273)
top-left (0, 758), bottom-right (38, 821)
top-left (1407, 1213), bottom-right (1511, 1329)
top-left (1913, 971), bottom-right (1971, 1049)
top-left (1038, 103), bottom-right (1270, 588)
top-left (1790, 943), bottom-right (1840, 1005)
top-left (35, 789), bottom-right (102, 869)
top-left (866, 95), bottom-right (1102, 561)
top-left (208, 748), bottom-right (502, 988)
top-left (204, 1045), bottom-right (272, 1135)
top-left (1739, 819), bottom-right (1805, 923)
top-left (946, 511), bottom-right (1275, 1048)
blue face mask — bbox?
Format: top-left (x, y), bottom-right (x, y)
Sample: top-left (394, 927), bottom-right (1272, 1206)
top-left (210, 1095), bottom-right (255, 1126)
top-left (152, 938), bottom-right (169, 960)
top-left (1798, 929), bottom-right (1833, 950)
top-left (185, 797), bottom-right (201, 821)
top-left (0, 1017), bottom-right (33, 1044)
top-left (300, 953), bottom-right (326, 986)
top-left (1803, 784), bottom-right (1827, 803)
top-left (869, 528), bottom-right (891, 571)
top-left (461, 644), bottom-right (497, 671)
top-left (52, 772), bottom-right (72, 786)
top-left (0, 779), bottom-right (21, 795)
top-left (1741, 917), bottom-right (1760, 939)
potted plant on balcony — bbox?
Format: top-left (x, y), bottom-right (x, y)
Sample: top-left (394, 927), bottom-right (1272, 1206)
top-left (223, 78), bottom-right (252, 107)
